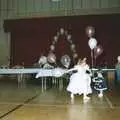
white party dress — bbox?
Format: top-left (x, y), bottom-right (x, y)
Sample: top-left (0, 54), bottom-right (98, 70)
top-left (67, 64), bottom-right (92, 95)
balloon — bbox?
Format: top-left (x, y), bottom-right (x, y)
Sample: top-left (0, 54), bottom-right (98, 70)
top-left (57, 32), bottom-right (60, 36)
top-left (38, 56), bottom-right (47, 64)
top-left (70, 44), bottom-right (76, 50)
top-left (88, 38), bottom-right (97, 50)
top-left (68, 39), bottom-right (73, 44)
top-left (72, 49), bottom-right (76, 53)
top-left (60, 28), bottom-right (64, 35)
top-left (52, 40), bottom-right (55, 45)
top-left (61, 55), bottom-right (71, 68)
top-left (53, 36), bottom-right (58, 42)
top-left (117, 56), bottom-right (120, 62)
top-left (67, 35), bottom-right (71, 40)
top-left (73, 53), bottom-right (78, 59)
top-left (94, 45), bottom-right (103, 58)
top-left (47, 53), bottom-right (56, 63)
top-left (50, 45), bottom-right (55, 51)
top-left (86, 26), bottom-right (95, 38)
top-left (65, 31), bottom-right (68, 35)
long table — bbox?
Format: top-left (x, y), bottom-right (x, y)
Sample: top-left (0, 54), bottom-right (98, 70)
top-left (0, 68), bottom-right (116, 74)
top-left (0, 68), bottom-right (116, 91)
top-left (0, 68), bottom-right (40, 74)
top-left (91, 68), bottom-right (116, 71)
top-left (0, 68), bottom-right (67, 78)
top-left (0, 68), bottom-right (67, 92)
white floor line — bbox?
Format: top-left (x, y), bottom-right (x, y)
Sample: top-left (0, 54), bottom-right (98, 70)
top-left (104, 94), bottom-right (114, 109)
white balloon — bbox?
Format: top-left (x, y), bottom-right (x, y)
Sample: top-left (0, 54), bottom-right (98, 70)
top-left (88, 38), bottom-right (97, 50)
top-left (53, 36), bottom-right (58, 42)
top-left (47, 53), bottom-right (56, 63)
top-left (117, 56), bottom-right (120, 62)
top-left (70, 44), bottom-right (75, 50)
top-left (50, 45), bottom-right (55, 51)
top-left (38, 56), bottom-right (47, 64)
top-left (60, 28), bottom-right (64, 35)
top-left (67, 35), bottom-right (71, 40)
top-left (61, 55), bottom-right (71, 68)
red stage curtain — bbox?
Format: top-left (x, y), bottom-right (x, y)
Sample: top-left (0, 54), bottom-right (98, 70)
top-left (4, 14), bottom-right (120, 67)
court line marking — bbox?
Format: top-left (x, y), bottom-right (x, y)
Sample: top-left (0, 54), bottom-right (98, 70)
top-left (104, 94), bottom-right (114, 109)
top-left (0, 92), bottom-right (41, 119)
top-left (0, 100), bottom-right (116, 109)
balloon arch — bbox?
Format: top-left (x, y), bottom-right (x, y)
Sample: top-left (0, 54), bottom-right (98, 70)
top-left (47, 28), bottom-right (78, 68)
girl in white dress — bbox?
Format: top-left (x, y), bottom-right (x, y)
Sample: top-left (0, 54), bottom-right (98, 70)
top-left (67, 58), bottom-right (92, 100)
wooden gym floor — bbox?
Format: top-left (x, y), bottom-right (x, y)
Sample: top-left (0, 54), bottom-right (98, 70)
top-left (0, 76), bottom-right (120, 120)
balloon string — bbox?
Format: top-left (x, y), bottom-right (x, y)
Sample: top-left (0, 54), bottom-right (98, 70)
top-left (91, 50), bottom-right (94, 68)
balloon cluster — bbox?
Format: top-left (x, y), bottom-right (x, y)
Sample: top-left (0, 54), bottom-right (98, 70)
top-left (86, 26), bottom-right (103, 58)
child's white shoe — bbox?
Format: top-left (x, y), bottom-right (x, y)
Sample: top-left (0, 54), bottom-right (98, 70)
top-left (98, 93), bottom-right (103, 98)
top-left (83, 96), bottom-right (90, 100)
top-left (70, 93), bottom-right (74, 99)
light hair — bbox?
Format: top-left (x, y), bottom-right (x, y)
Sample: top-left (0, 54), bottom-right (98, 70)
top-left (81, 57), bottom-right (87, 64)
top-left (77, 58), bottom-right (82, 65)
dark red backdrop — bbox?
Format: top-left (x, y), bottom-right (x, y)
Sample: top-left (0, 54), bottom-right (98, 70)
top-left (4, 14), bottom-right (120, 67)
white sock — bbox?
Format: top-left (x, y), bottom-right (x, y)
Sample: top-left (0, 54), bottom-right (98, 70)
top-left (70, 93), bottom-right (74, 99)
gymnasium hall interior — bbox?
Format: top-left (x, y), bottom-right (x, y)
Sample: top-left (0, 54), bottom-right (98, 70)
top-left (0, 0), bottom-right (120, 120)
